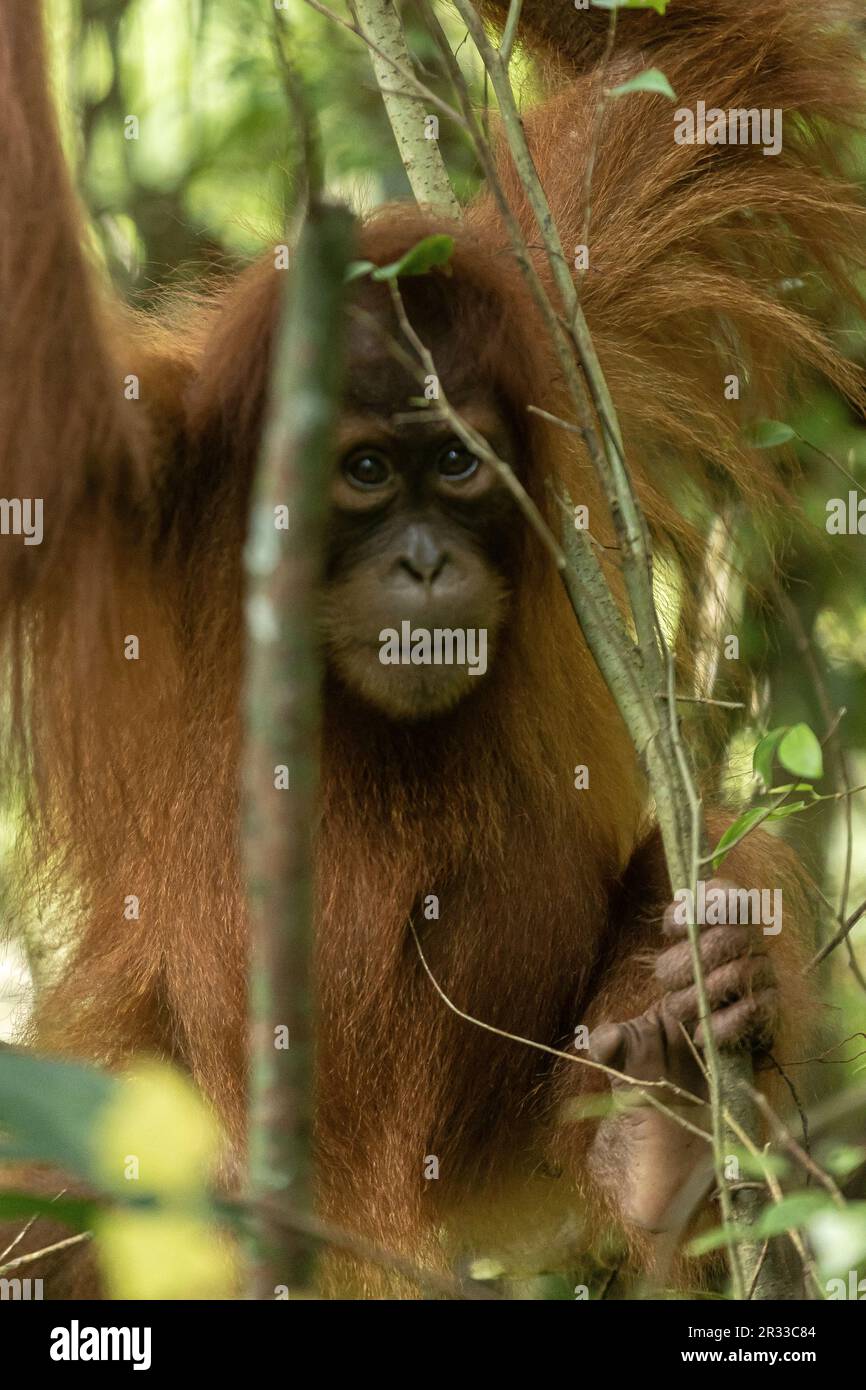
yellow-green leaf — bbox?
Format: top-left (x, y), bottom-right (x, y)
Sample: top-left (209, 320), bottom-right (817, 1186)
top-left (609, 68), bottom-right (676, 100)
top-left (371, 234), bottom-right (454, 281)
top-left (778, 723), bottom-right (824, 781)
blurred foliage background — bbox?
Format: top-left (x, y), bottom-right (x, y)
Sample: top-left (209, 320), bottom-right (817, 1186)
top-left (0, 0), bottom-right (864, 1299)
top-left (44, 0), bottom-right (499, 285)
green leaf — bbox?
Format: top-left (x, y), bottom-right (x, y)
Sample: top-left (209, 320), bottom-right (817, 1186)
top-left (558, 1093), bottom-right (619, 1122)
top-left (746, 419), bottom-right (796, 449)
top-left (0, 1191), bottom-right (97, 1231)
top-left (726, 1147), bottom-right (790, 1181)
top-left (345, 259), bottom-right (375, 283)
top-left (778, 723), bottom-right (824, 781)
top-left (752, 1191), bottom-right (830, 1238)
top-left (766, 800), bottom-right (808, 820)
top-left (371, 234), bottom-right (455, 281)
top-left (753, 726), bottom-right (788, 788)
top-left (809, 1204), bottom-right (866, 1275)
top-left (687, 1223), bottom-right (746, 1256)
top-left (820, 1144), bottom-right (866, 1179)
top-left (710, 807), bottom-right (767, 870)
top-left (608, 68), bottom-right (676, 100)
top-left (468, 1257), bottom-right (506, 1281)
top-left (593, 0), bottom-right (669, 13)
top-left (0, 1049), bottom-right (117, 1179)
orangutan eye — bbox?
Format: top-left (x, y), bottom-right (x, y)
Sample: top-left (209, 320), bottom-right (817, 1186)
top-left (343, 449), bottom-right (393, 490)
top-left (436, 441), bottom-right (480, 481)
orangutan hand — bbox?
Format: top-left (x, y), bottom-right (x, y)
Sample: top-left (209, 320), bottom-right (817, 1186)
top-left (587, 879), bottom-right (777, 1232)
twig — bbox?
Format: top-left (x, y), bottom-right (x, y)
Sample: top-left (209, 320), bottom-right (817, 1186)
top-left (745, 1240), bottom-right (771, 1300)
top-left (352, 0), bottom-right (459, 213)
top-left (0, 1185), bottom-right (71, 1266)
top-left (578, 4), bottom-right (618, 270)
top-left (774, 581), bottom-right (855, 924)
top-left (773, 580), bottom-right (865, 990)
top-left (408, 918), bottom-right (713, 1140)
top-left (657, 693), bottom-right (746, 711)
top-left (500, 0), bottom-right (524, 68)
top-left (723, 1110), bottom-right (824, 1299)
top-left (751, 1090), bottom-right (845, 1207)
top-left (271, 5), bottom-right (323, 204)
top-left (243, 198), bottom-right (355, 1295)
top-left (303, 0), bottom-right (468, 133)
top-left (0, 1231), bottom-right (91, 1276)
top-left (809, 898), bottom-right (866, 971)
top-left (383, 280), bottom-right (565, 567)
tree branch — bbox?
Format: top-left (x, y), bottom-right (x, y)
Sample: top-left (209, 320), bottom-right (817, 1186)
top-left (352, 0), bottom-right (460, 214)
top-left (243, 197), bottom-right (355, 1296)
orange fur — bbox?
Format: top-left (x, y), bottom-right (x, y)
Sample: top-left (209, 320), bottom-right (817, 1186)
top-left (0, 0), bottom-right (863, 1297)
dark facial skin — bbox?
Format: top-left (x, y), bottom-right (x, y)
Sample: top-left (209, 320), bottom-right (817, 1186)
top-left (321, 308), bottom-right (522, 721)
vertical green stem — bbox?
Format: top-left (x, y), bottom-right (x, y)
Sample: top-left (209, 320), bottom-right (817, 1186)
top-left (244, 200), bottom-right (355, 1297)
